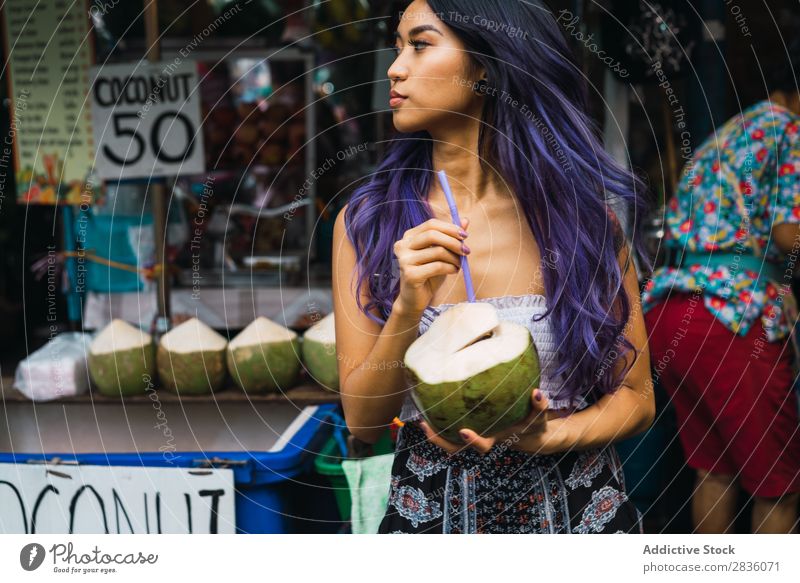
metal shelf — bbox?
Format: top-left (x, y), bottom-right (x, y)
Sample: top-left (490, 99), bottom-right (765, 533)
top-left (0, 377), bottom-right (340, 406)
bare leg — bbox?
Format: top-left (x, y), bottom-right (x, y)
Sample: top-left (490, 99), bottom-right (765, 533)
top-left (692, 468), bottom-right (738, 533)
top-left (751, 492), bottom-right (800, 533)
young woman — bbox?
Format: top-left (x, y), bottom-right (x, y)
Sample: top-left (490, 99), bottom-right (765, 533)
top-left (332, 0), bottom-right (655, 533)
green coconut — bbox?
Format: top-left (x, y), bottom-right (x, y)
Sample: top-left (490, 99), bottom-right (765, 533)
top-left (404, 302), bottom-right (540, 442)
top-left (156, 317), bottom-right (227, 394)
top-left (226, 317), bottom-right (301, 393)
top-left (301, 312), bottom-right (339, 392)
top-left (88, 319), bottom-right (155, 396)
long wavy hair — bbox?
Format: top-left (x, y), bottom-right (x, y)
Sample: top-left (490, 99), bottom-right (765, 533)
top-left (344, 0), bottom-right (653, 406)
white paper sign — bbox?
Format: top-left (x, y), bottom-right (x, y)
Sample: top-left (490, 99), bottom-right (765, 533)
top-left (0, 463), bottom-right (235, 534)
top-left (90, 60), bottom-right (205, 179)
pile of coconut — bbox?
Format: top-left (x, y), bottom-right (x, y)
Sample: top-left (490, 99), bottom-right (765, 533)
top-left (88, 319), bottom-right (155, 396)
top-left (227, 317), bottom-right (301, 393)
top-left (301, 312), bottom-right (339, 392)
top-left (89, 312), bottom-right (343, 396)
top-left (157, 317), bottom-right (228, 394)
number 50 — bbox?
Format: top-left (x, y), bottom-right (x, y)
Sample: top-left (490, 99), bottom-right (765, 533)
top-left (102, 110), bottom-right (197, 166)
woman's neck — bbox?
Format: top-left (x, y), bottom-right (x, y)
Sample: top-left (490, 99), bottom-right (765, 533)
top-left (428, 145), bottom-right (511, 211)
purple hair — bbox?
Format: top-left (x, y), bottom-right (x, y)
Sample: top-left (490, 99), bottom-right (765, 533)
top-left (344, 0), bottom-right (653, 406)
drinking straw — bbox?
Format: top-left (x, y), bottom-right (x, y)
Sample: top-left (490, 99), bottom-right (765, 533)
top-left (436, 170), bottom-right (476, 303)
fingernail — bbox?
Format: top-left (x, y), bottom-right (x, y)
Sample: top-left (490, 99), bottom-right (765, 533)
top-left (459, 229), bottom-right (468, 239)
top-left (459, 430), bottom-right (469, 442)
top-left (535, 390), bottom-right (542, 401)
top-left (462, 243), bottom-right (471, 254)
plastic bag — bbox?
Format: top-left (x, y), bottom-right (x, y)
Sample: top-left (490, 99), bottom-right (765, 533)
top-left (13, 333), bottom-right (92, 401)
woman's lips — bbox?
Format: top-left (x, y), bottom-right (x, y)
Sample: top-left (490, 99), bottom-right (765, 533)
top-left (389, 90), bottom-right (407, 107)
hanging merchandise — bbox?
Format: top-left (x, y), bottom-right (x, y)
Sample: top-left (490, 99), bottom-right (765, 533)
top-left (311, 0), bottom-right (370, 50)
top-left (604, 1), bottom-right (695, 197)
top-left (604, 0), bottom-right (694, 84)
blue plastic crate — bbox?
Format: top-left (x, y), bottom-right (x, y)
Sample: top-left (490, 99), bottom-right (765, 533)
top-left (0, 403), bottom-right (338, 534)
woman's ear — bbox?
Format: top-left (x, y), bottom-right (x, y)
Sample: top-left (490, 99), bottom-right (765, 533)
top-left (471, 66), bottom-right (489, 95)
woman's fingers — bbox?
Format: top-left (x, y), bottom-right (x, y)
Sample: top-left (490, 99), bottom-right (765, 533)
top-left (408, 228), bottom-right (469, 260)
top-left (406, 261), bottom-right (460, 284)
top-left (532, 388), bottom-right (548, 409)
top-left (409, 245), bottom-right (465, 267)
top-left (518, 388), bottom-right (549, 434)
top-left (406, 217), bottom-right (468, 245)
top-left (418, 421), bottom-right (463, 455)
top-left (457, 428), bottom-right (495, 455)
top-left (419, 421), bottom-right (497, 456)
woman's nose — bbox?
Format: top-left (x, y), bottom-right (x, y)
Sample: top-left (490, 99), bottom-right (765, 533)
top-left (387, 54), bottom-right (408, 82)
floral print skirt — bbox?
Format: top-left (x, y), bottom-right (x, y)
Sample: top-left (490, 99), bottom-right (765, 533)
top-left (377, 420), bottom-right (644, 534)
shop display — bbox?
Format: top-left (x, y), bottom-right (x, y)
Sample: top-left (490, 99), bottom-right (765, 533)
top-left (227, 316), bottom-right (301, 393)
top-left (88, 319), bottom-right (156, 397)
top-left (404, 302), bottom-right (540, 442)
top-left (157, 317), bottom-right (228, 394)
top-left (13, 333), bottom-right (92, 401)
top-left (301, 312), bottom-right (339, 392)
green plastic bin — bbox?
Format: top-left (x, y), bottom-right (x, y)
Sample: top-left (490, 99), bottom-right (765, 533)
top-left (314, 429), bottom-right (394, 522)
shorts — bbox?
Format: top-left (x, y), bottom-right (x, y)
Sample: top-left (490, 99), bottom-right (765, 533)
top-left (644, 291), bottom-right (800, 498)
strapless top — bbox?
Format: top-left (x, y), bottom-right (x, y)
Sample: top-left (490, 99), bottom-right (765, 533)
top-left (398, 294), bottom-right (591, 423)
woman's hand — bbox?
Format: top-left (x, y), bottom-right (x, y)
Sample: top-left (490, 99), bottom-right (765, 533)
top-left (393, 216), bottom-right (471, 315)
top-left (418, 387), bottom-right (550, 456)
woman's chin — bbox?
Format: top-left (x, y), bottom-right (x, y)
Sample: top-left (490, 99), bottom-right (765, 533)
top-left (392, 120), bottom-right (421, 133)
top-left (390, 109), bottom-right (429, 133)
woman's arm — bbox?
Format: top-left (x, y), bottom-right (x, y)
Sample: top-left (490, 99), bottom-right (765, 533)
top-left (511, 240), bottom-right (656, 455)
top-left (332, 204), bottom-right (424, 444)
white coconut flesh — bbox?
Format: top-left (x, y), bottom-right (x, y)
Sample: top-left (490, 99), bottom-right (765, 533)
top-left (304, 312), bottom-right (334, 343)
top-left (160, 317), bottom-right (227, 353)
top-left (405, 302), bottom-right (531, 384)
top-left (90, 319), bottom-right (152, 354)
top-left (229, 317), bottom-right (297, 348)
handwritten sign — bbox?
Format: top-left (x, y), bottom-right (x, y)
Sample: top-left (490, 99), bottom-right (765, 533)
top-left (0, 463), bottom-right (235, 534)
top-left (90, 60), bottom-right (205, 179)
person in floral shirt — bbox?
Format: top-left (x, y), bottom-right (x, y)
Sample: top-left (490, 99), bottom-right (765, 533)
top-left (642, 57), bottom-right (800, 534)
top-left (642, 102), bottom-right (800, 341)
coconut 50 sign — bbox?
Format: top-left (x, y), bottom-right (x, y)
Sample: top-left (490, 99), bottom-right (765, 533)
top-left (90, 60), bottom-right (205, 179)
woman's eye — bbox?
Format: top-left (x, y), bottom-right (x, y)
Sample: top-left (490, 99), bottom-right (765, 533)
top-left (392, 39), bottom-right (430, 55)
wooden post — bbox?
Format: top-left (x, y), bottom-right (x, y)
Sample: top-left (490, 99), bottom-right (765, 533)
top-left (143, 0), bottom-right (171, 329)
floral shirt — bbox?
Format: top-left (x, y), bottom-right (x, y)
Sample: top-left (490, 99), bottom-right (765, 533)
top-left (641, 100), bottom-right (800, 342)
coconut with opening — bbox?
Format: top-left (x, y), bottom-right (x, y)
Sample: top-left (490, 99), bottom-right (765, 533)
top-left (404, 302), bottom-right (540, 442)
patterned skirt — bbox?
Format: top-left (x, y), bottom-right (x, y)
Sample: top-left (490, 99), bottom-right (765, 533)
top-left (377, 420), bottom-right (644, 534)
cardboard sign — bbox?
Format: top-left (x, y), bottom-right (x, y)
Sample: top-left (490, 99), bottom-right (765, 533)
top-left (90, 60), bottom-right (205, 179)
top-left (0, 463), bottom-right (235, 534)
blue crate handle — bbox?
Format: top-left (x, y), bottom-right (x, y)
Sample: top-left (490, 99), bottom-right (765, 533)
top-left (315, 408), bottom-right (349, 458)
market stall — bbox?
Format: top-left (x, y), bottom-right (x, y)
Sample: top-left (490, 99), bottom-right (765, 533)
top-left (0, 0), bottom-right (388, 535)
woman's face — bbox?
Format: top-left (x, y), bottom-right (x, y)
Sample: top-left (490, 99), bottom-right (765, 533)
top-left (388, 0), bottom-right (485, 133)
